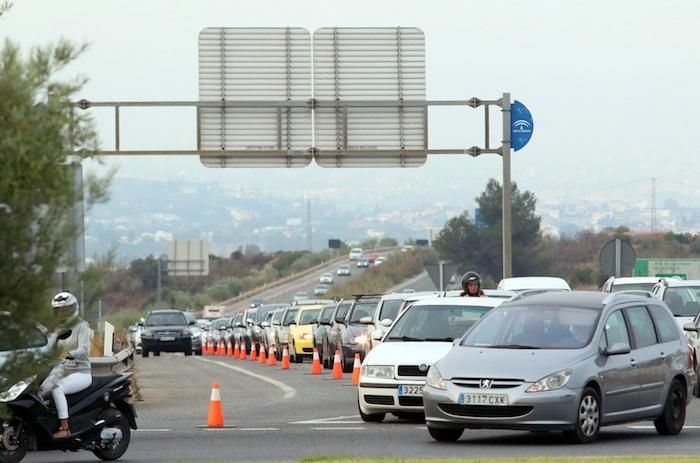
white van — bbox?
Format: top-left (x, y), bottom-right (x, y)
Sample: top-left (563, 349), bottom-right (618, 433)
top-left (348, 248), bottom-right (363, 261)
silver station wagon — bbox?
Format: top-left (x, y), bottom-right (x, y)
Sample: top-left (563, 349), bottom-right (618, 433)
top-left (423, 291), bottom-right (697, 443)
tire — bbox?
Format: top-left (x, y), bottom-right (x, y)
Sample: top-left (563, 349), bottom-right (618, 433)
top-left (141, 350), bottom-right (149, 358)
top-left (341, 353), bottom-right (353, 373)
top-left (322, 340), bottom-right (331, 369)
top-left (563, 387), bottom-right (601, 444)
top-left (153, 351), bottom-right (160, 357)
top-left (358, 398), bottom-right (385, 423)
top-left (654, 379), bottom-right (686, 435)
top-left (92, 408), bottom-right (131, 461)
top-left (0, 420), bottom-right (28, 463)
top-left (693, 381), bottom-right (699, 399)
top-left (427, 426), bottom-right (463, 442)
top-left (195, 348), bottom-right (203, 356)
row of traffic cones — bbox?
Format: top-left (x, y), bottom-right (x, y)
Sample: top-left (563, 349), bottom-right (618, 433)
top-left (202, 349), bottom-right (362, 428)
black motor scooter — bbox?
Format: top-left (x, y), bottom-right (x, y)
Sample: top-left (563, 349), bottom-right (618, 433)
top-left (0, 366), bottom-right (137, 462)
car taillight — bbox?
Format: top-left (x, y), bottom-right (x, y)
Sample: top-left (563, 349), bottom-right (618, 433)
top-left (688, 346), bottom-right (695, 370)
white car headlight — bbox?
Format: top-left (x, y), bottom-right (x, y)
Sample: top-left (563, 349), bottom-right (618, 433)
top-left (350, 335), bottom-right (368, 344)
top-left (426, 366), bottom-right (446, 390)
top-left (0, 376), bottom-right (36, 403)
top-left (526, 369), bottom-right (573, 393)
top-left (360, 365), bottom-right (394, 379)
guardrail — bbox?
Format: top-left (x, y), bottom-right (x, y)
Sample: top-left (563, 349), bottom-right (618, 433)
top-left (217, 247), bottom-right (398, 310)
top-left (90, 346), bottom-right (135, 375)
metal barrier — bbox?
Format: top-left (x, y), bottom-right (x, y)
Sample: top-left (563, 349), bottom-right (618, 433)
top-left (90, 346), bottom-right (135, 375)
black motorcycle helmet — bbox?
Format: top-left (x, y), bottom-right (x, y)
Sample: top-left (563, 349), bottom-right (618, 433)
top-left (461, 271), bottom-right (482, 292)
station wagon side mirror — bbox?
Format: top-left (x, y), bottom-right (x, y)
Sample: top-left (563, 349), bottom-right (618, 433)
top-left (272, 320), bottom-right (281, 326)
top-left (288, 320), bottom-right (297, 325)
top-left (380, 318), bottom-right (393, 327)
top-left (188, 320), bottom-right (196, 326)
top-left (603, 342), bottom-right (631, 356)
top-left (137, 322), bottom-right (144, 327)
top-left (371, 330), bottom-right (384, 341)
top-left (359, 316), bottom-right (373, 324)
top-left (683, 322), bottom-right (698, 333)
top-left (452, 338), bottom-right (460, 346)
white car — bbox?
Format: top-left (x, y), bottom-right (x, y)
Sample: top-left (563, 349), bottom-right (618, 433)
top-left (496, 276), bottom-right (571, 292)
top-left (337, 265), bottom-right (352, 276)
top-left (374, 256), bottom-right (388, 265)
top-left (651, 278), bottom-right (700, 328)
top-left (349, 248), bottom-right (363, 261)
top-left (314, 284), bottom-right (329, 296)
top-left (358, 296), bottom-right (504, 422)
top-left (601, 276), bottom-right (665, 293)
top-left (319, 272), bottom-right (334, 284)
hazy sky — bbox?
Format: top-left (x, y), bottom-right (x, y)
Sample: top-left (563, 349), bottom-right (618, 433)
top-left (3, 0), bottom-right (699, 211)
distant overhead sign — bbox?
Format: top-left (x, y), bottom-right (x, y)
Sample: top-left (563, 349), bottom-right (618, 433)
top-left (510, 100), bottom-right (533, 152)
top-left (198, 27), bottom-right (312, 167)
top-left (312, 27), bottom-right (427, 167)
top-left (328, 239), bottom-right (341, 249)
top-left (167, 240), bottom-right (210, 276)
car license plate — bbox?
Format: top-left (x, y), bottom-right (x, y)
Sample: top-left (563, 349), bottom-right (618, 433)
top-left (398, 385), bottom-right (423, 396)
top-left (459, 393), bottom-right (508, 406)
top-left (159, 336), bottom-right (175, 341)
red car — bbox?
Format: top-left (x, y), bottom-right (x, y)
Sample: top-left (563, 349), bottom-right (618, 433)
top-left (367, 254), bottom-right (379, 265)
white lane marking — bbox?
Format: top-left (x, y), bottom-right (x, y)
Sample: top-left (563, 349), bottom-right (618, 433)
top-left (203, 427), bottom-right (280, 431)
top-left (312, 427), bottom-right (365, 430)
top-left (134, 428), bottom-right (171, 432)
top-left (627, 425), bottom-right (700, 429)
top-left (291, 414), bottom-right (362, 424)
top-left (197, 357), bottom-right (297, 399)
top-left (416, 426), bottom-right (427, 429)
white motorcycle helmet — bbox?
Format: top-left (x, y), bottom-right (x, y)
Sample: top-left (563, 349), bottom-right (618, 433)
top-left (52, 291), bottom-right (79, 325)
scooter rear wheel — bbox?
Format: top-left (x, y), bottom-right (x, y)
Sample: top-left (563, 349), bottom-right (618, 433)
top-left (92, 408), bottom-right (131, 461)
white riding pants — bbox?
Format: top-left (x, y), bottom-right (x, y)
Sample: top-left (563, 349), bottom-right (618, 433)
top-left (40, 371), bottom-right (92, 420)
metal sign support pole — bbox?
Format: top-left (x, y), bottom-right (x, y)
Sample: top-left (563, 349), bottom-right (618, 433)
top-left (501, 93), bottom-right (512, 279)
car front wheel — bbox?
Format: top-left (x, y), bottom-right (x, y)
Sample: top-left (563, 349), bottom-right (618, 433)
top-left (427, 426), bottom-right (463, 442)
top-left (654, 379), bottom-right (686, 435)
top-left (564, 387), bottom-right (601, 444)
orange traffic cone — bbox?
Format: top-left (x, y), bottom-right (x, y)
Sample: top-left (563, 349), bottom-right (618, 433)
top-left (250, 344), bottom-right (258, 362)
top-left (218, 340), bottom-right (226, 356)
top-left (258, 347), bottom-right (267, 364)
top-left (280, 346), bottom-right (290, 370)
top-left (206, 382), bottom-right (224, 427)
top-left (332, 350), bottom-right (344, 379)
top-left (310, 348), bottom-right (322, 375)
top-left (267, 346), bottom-right (277, 366)
top-left (233, 341), bottom-right (240, 358)
top-left (351, 353), bottom-right (361, 385)
top-left (239, 341), bottom-right (247, 360)
top-left (226, 341), bottom-right (233, 356)
top-left (208, 340), bottom-right (214, 355)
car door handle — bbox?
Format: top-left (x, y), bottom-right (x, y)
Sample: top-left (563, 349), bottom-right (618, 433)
top-left (630, 359), bottom-right (638, 367)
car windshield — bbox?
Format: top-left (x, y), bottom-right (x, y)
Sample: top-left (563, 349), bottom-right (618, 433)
top-left (663, 287), bottom-right (700, 317)
top-left (0, 316), bottom-right (47, 351)
top-left (147, 313), bottom-right (186, 326)
top-left (379, 299), bottom-right (403, 321)
top-left (349, 300), bottom-right (378, 323)
top-left (462, 305), bottom-right (599, 349)
top-left (386, 304), bottom-right (494, 342)
top-left (299, 308), bottom-right (321, 324)
top-left (283, 308), bottom-right (299, 325)
top-left (256, 305), bottom-right (279, 323)
top-left (611, 283), bottom-right (656, 292)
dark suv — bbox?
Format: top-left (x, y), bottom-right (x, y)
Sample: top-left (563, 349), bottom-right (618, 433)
top-left (140, 309), bottom-right (194, 357)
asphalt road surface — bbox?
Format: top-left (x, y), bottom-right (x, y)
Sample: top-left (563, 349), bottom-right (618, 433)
top-left (26, 352), bottom-right (700, 462)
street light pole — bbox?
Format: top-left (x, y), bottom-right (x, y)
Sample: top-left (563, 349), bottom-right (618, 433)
top-left (501, 92), bottom-right (512, 279)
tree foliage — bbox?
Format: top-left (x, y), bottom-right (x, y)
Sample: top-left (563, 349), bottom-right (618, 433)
top-left (433, 178), bottom-right (548, 281)
top-left (0, 38), bottom-right (111, 391)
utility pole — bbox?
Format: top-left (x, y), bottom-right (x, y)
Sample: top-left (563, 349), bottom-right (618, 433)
top-left (306, 198), bottom-right (312, 251)
top-left (651, 178), bottom-right (656, 233)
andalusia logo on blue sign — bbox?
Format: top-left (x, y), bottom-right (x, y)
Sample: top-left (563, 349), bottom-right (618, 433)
top-left (510, 100), bottom-right (533, 151)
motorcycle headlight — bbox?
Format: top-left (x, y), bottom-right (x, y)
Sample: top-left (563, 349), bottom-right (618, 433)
top-left (350, 335), bottom-right (368, 344)
top-left (526, 369), bottom-right (573, 393)
top-left (426, 366), bottom-right (446, 390)
top-left (360, 365), bottom-right (394, 379)
top-left (0, 376), bottom-right (36, 403)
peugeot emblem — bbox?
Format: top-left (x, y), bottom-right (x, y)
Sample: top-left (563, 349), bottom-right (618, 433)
top-left (419, 363), bottom-right (429, 372)
top-left (479, 378), bottom-right (493, 389)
